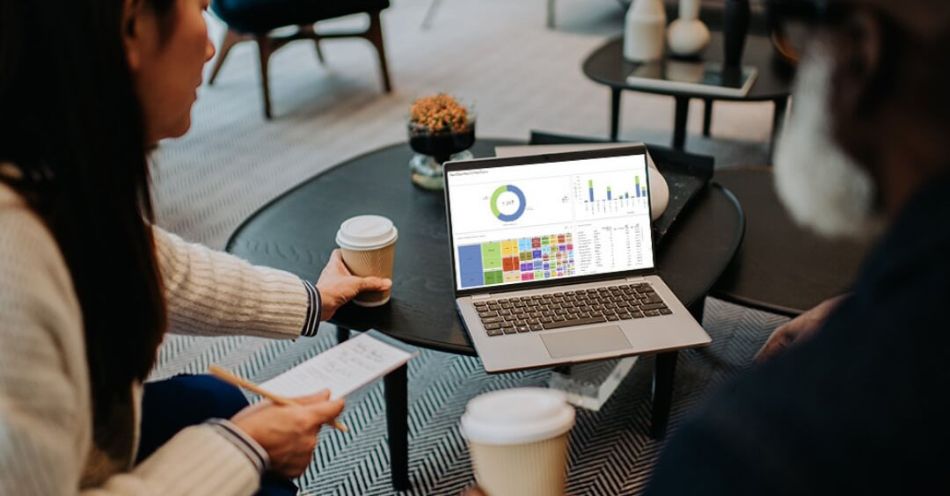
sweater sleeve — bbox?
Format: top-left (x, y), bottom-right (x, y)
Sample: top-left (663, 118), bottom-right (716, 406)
top-left (0, 201), bottom-right (260, 496)
top-left (81, 425), bottom-right (261, 496)
top-left (153, 226), bottom-right (317, 339)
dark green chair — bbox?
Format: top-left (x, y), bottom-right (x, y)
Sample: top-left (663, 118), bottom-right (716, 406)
top-left (208, 0), bottom-right (392, 119)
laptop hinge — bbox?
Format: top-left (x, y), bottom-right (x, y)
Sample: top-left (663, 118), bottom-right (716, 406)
top-left (625, 276), bottom-right (648, 282)
top-left (472, 294), bottom-right (492, 301)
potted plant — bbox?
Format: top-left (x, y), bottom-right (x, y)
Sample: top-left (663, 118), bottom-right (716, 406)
top-left (407, 94), bottom-right (476, 190)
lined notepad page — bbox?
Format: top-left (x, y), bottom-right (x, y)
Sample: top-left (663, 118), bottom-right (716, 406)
top-left (260, 333), bottom-right (414, 400)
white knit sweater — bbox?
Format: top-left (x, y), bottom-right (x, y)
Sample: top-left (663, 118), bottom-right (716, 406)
top-left (0, 181), bottom-right (315, 495)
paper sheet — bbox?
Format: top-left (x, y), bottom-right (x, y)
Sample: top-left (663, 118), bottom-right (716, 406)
top-left (260, 333), bottom-right (413, 400)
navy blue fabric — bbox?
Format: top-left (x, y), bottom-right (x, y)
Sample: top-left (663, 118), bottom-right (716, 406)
top-left (645, 172), bottom-right (950, 495)
top-left (211, 0), bottom-right (389, 34)
top-left (139, 375), bottom-right (298, 496)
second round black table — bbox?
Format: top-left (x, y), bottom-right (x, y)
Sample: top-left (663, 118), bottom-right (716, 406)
top-left (227, 139), bottom-right (744, 490)
top-left (583, 32), bottom-right (793, 152)
top-left (712, 166), bottom-right (871, 316)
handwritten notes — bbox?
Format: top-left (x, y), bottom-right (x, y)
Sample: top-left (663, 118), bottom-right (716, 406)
top-left (260, 333), bottom-right (414, 400)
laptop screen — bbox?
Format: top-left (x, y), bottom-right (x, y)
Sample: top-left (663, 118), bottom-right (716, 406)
top-left (445, 152), bottom-right (655, 292)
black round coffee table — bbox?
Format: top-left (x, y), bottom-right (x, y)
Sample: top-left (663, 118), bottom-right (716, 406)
top-left (711, 166), bottom-right (871, 316)
top-left (226, 139), bottom-right (745, 490)
top-left (227, 139), bottom-right (744, 353)
top-left (583, 32), bottom-right (793, 152)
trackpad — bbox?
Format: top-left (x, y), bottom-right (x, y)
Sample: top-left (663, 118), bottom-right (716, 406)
top-left (541, 325), bottom-right (631, 359)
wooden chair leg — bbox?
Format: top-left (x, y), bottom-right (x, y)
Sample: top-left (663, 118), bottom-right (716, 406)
top-left (314, 36), bottom-right (326, 64)
top-left (366, 10), bottom-right (392, 93)
top-left (208, 28), bottom-right (245, 85)
top-left (298, 24), bottom-right (325, 64)
top-left (255, 35), bottom-right (274, 119)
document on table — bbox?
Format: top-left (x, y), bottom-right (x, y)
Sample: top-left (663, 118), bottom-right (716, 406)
top-left (260, 332), bottom-right (414, 400)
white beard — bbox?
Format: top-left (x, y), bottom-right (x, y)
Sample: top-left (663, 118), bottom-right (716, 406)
top-left (774, 50), bottom-right (884, 240)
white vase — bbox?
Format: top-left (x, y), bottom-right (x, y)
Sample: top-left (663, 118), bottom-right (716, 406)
top-left (623, 0), bottom-right (667, 62)
top-left (667, 0), bottom-right (710, 57)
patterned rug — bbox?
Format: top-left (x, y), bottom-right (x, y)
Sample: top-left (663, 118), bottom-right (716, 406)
top-left (151, 298), bottom-right (786, 495)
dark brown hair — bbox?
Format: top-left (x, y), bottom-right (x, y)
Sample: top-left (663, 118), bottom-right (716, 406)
top-left (0, 0), bottom-right (177, 447)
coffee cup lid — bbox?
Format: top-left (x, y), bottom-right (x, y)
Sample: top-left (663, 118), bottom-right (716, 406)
top-left (460, 388), bottom-right (575, 445)
top-left (336, 215), bottom-right (398, 250)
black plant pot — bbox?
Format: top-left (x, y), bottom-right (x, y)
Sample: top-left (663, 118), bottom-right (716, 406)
top-left (408, 126), bottom-right (476, 164)
top-left (407, 122), bottom-right (476, 190)
top-left (724, 0), bottom-right (751, 68)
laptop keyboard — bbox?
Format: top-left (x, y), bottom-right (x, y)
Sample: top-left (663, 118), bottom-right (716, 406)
top-left (474, 283), bottom-right (671, 337)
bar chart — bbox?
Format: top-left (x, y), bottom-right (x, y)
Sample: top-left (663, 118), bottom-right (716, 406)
top-left (573, 171), bottom-right (650, 218)
top-left (584, 177), bottom-right (647, 202)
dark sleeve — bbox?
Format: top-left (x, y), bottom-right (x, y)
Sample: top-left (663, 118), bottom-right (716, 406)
top-left (644, 391), bottom-right (796, 496)
top-left (299, 279), bottom-right (321, 337)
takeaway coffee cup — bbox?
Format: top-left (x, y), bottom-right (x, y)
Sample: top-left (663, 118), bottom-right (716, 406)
top-left (460, 388), bottom-right (576, 496)
top-left (335, 215), bottom-right (398, 306)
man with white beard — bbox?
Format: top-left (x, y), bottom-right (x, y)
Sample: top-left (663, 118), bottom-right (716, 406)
top-left (645, 0), bottom-right (950, 493)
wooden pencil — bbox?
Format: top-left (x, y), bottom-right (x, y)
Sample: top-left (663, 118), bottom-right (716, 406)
top-left (208, 365), bottom-right (348, 432)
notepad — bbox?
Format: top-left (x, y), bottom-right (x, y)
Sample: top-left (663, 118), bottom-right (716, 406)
top-left (260, 333), bottom-right (414, 400)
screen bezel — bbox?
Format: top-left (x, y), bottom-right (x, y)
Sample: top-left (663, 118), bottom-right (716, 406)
top-left (444, 145), bottom-right (655, 297)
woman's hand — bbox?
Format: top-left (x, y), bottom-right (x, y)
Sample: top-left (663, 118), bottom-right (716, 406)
top-left (755, 294), bottom-right (848, 363)
top-left (230, 390), bottom-right (344, 477)
top-left (315, 249), bottom-right (392, 320)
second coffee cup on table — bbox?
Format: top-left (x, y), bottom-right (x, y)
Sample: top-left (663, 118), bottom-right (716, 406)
top-left (335, 215), bottom-right (398, 306)
top-left (461, 388), bottom-right (576, 496)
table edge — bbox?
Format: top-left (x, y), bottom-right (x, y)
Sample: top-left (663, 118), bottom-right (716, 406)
top-left (706, 290), bottom-right (803, 317)
top-left (683, 182), bottom-right (747, 306)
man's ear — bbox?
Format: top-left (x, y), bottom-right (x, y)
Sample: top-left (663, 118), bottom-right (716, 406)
top-left (830, 10), bottom-right (884, 120)
top-left (122, 0), bottom-right (143, 70)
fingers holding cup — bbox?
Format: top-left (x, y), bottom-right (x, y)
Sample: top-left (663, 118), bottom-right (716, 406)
top-left (335, 215), bottom-right (398, 307)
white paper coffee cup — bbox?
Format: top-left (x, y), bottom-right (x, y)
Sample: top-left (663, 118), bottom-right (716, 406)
top-left (461, 388), bottom-right (575, 496)
top-left (335, 215), bottom-right (397, 306)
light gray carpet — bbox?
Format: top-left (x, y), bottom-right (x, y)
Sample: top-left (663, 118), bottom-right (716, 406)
top-left (149, 1), bottom-right (789, 494)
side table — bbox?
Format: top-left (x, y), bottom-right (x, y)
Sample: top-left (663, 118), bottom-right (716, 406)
top-left (582, 32), bottom-right (793, 154)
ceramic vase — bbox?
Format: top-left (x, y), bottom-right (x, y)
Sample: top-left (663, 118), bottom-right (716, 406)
top-left (667, 0), bottom-right (710, 57)
top-left (623, 0), bottom-right (667, 62)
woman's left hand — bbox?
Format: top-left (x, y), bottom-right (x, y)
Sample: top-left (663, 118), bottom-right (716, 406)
top-left (315, 249), bottom-right (392, 320)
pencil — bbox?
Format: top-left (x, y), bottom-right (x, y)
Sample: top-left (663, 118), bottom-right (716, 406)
top-left (208, 365), bottom-right (349, 433)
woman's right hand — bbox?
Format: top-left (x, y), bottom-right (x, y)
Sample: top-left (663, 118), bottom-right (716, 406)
top-left (230, 390), bottom-right (344, 477)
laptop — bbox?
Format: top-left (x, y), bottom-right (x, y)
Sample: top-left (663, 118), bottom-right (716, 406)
top-left (443, 145), bottom-right (711, 373)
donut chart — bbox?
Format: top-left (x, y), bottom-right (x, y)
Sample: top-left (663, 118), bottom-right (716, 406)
top-left (490, 185), bottom-right (526, 222)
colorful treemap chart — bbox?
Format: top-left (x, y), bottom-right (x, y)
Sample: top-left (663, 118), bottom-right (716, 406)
top-left (457, 233), bottom-right (575, 288)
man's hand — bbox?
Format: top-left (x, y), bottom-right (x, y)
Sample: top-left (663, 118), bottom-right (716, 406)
top-left (230, 390), bottom-right (344, 477)
top-left (315, 249), bottom-right (392, 320)
top-left (755, 294), bottom-right (848, 363)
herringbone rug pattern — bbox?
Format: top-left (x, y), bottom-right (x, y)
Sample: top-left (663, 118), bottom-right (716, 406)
top-left (151, 298), bottom-right (786, 495)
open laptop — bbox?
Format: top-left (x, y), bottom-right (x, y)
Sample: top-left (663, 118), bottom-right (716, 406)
top-left (443, 145), bottom-right (711, 373)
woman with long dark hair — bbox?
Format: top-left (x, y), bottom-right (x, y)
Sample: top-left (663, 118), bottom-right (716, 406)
top-left (0, 0), bottom-right (391, 494)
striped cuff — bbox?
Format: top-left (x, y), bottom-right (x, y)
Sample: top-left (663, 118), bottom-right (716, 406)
top-left (206, 419), bottom-right (269, 474)
top-left (301, 280), bottom-right (321, 337)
